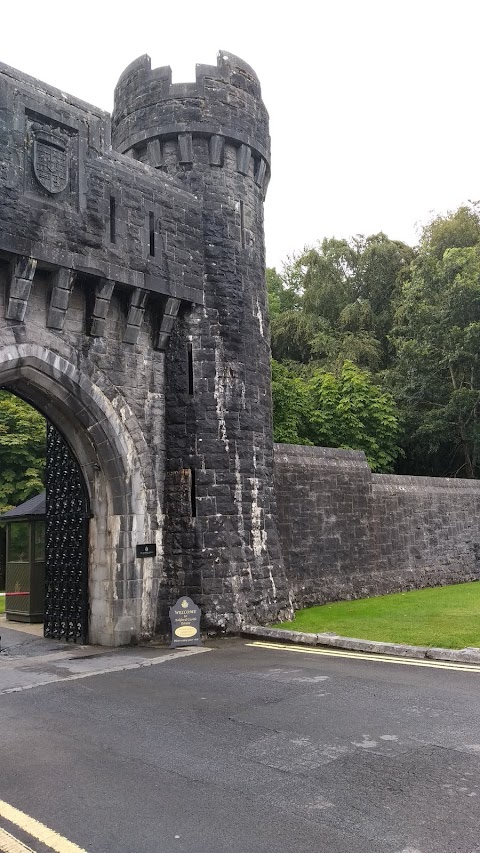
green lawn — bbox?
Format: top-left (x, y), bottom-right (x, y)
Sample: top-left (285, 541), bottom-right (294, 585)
top-left (0, 595), bottom-right (4, 615)
top-left (276, 582), bottom-right (480, 649)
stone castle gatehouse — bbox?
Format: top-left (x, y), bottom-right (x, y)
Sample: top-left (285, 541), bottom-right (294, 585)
top-left (3, 52), bottom-right (480, 646)
top-left (0, 52), bottom-right (293, 644)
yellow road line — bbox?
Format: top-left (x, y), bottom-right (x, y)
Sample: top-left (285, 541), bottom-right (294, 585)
top-left (0, 827), bottom-right (35, 853)
top-left (246, 641), bottom-right (480, 672)
top-left (0, 801), bottom-right (89, 853)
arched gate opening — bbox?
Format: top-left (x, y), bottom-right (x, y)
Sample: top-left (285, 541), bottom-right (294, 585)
top-left (0, 394), bottom-right (91, 643)
top-left (44, 422), bottom-right (90, 643)
top-left (0, 344), bottom-right (153, 647)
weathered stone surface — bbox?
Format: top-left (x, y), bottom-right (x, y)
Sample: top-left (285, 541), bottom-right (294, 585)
top-left (112, 51), bottom-right (291, 631)
top-left (0, 51), bottom-right (292, 645)
top-left (274, 443), bottom-right (480, 610)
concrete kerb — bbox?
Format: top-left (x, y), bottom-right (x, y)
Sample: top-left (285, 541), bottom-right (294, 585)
top-left (241, 624), bottom-right (480, 665)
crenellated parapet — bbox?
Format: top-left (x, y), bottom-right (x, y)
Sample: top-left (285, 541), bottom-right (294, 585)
top-left (112, 52), bottom-right (270, 194)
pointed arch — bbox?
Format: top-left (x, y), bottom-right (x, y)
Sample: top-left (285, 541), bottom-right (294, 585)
top-left (0, 343), bottom-right (159, 645)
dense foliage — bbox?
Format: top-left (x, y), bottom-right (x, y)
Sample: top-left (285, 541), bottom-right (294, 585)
top-left (390, 207), bottom-right (480, 477)
top-left (0, 392), bottom-right (46, 513)
top-left (272, 359), bottom-right (400, 472)
top-left (269, 204), bottom-right (480, 477)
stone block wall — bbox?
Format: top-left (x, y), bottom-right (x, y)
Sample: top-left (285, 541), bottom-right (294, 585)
top-left (372, 474), bottom-right (480, 590)
top-left (274, 444), bottom-right (480, 609)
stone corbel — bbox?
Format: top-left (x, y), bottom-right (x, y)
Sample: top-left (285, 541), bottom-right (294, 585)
top-left (147, 139), bottom-right (163, 168)
top-left (209, 135), bottom-right (225, 166)
top-left (5, 256), bottom-right (37, 321)
top-left (237, 144), bottom-right (251, 176)
top-left (47, 268), bottom-right (75, 331)
top-left (123, 288), bottom-right (149, 344)
top-left (255, 158), bottom-right (267, 190)
top-left (89, 279), bottom-right (115, 337)
top-left (178, 133), bottom-right (193, 165)
top-left (155, 297), bottom-right (181, 350)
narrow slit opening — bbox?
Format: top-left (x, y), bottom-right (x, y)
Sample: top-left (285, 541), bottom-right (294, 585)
top-left (149, 212), bottom-right (155, 257)
top-left (187, 342), bottom-right (194, 395)
top-left (240, 200), bottom-right (245, 249)
top-left (109, 196), bottom-right (116, 244)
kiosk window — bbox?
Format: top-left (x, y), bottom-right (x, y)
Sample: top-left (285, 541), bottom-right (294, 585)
top-left (8, 522), bottom-right (29, 562)
top-left (34, 522), bottom-right (45, 562)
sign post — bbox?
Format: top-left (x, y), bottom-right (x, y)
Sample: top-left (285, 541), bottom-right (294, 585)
top-left (169, 596), bottom-right (201, 648)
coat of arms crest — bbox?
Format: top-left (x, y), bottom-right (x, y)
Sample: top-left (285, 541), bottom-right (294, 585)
top-left (33, 130), bottom-right (69, 194)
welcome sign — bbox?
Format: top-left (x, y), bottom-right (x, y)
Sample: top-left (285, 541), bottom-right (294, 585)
top-left (169, 596), bottom-right (201, 647)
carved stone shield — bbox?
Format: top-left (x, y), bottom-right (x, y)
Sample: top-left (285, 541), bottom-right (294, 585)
top-left (33, 131), bottom-right (69, 194)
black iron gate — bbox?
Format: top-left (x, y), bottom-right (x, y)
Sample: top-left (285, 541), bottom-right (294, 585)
top-left (44, 423), bottom-right (89, 643)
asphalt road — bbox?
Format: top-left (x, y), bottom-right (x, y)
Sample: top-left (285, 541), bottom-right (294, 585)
top-left (1, 632), bottom-right (480, 853)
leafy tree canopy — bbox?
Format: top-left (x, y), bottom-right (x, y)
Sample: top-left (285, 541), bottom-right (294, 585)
top-left (272, 359), bottom-right (401, 472)
top-left (390, 205), bottom-right (480, 477)
top-left (268, 233), bottom-right (414, 373)
top-left (0, 392), bottom-right (46, 514)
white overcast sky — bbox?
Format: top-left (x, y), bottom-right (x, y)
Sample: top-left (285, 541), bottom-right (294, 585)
top-left (2, 0), bottom-right (479, 269)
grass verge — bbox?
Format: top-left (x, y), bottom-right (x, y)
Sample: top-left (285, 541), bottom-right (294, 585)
top-left (276, 582), bottom-right (480, 649)
top-left (0, 594), bottom-right (4, 615)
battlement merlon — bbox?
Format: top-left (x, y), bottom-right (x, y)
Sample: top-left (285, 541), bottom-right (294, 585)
top-left (114, 51), bottom-right (261, 97)
top-left (112, 51), bottom-right (271, 175)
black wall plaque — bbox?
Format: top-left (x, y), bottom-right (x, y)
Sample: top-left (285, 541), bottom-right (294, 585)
top-left (136, 544), bottom-right (156, 558)
top-left (169, 596), bottom-right (201, 647)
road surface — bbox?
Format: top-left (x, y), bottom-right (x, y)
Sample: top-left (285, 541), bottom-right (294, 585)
top-left (1, 630), bottom-right (479, 853)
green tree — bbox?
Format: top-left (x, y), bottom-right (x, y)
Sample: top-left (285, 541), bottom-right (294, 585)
top-left (272, 359), bottom-right (401, 472)
top-left (0, 392), bottom-right (46, 513)
top-left (390, 204), bottom-right (480, 477)
top-left (420, 204), bottom-right (480, 260)
top-left (266, 267), bottom-right (301, 319)
top-left (271, 360), bottom-right (314, 445)
top-left (269, 234), bottom-right (414, 373)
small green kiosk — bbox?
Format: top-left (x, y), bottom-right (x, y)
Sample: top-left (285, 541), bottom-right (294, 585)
top-left (0, 492), bottom-right (45, 623)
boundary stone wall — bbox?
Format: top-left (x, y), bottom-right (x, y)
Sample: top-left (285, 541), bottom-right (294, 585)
top-left (274, 443), bottom-right (480, 609)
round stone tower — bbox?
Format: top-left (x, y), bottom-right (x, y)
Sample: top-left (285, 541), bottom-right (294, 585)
top-left (112, 52), bottom-right (292, 629)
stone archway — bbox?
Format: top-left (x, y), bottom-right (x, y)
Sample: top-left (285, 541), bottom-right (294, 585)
top-left (0, 343), bottom-right (161, 646)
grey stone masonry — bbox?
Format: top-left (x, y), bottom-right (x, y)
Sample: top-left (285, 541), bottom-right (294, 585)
top-left (0, 51), bottom-right (292, 645)
top-left (0, 57), bottom-right (205, 645)
top-left (0, 61), bottom-right (203, 306)
top-left (113, 53), bottom-right (292, 630)
top-left (274, 443), bottom-right (480, 609)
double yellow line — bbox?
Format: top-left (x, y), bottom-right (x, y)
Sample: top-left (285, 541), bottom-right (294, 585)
top-left (246, 641), bottom-right (480, 672)
top-left (0, 800), bottom-right (88, 853)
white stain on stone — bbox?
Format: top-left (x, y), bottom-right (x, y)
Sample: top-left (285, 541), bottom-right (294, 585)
top-left (380, 735), bottom-right (398, 741)
top-left (240, 381), bottom-right (246, 409)
top-left (268, 567), bottom-right (277, 598)
top-left (250, 448), bottom-right (267, 559)
top-left (234, 449), bottom-right (251, 582)
top-left (256, 298), bottom-right (264, 337)
top-left (213, 335), bottom-right (229, 454)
